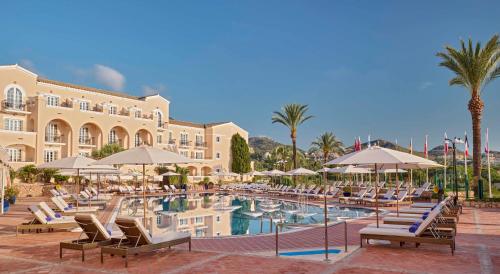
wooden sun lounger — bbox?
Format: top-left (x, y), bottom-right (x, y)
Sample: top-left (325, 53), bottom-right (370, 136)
top-left (60, 214), bottom-right (116, 261)
top-left (16, 205), bottom-right (78, 235)
top-left (360, 204), bottom-right (455, 255)
top-left (101, 216), bottom-right (191, 267)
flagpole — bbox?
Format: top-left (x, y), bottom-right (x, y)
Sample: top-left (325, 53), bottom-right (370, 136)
top-left (444, 133), bottom-right (448, 190)
top-left (425, 135), bottom-right (429, 183)
top-left (409, 138), bottom-right (413, 203)
top-left (487, 128), bottom-right (492, 198)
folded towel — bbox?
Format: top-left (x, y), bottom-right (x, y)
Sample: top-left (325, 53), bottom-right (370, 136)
top-left (55, 213), bottom-right (62, 218)
top-left (46, 216), bottom-right (53, 222)
top-left (409, 222), bottom-right (421, 233)
top-left (64, 207), bottom-right (69, 210)
top-left (431, 205), bottom-right (436, 210)
top-left (68, 204), bottom-right (73, 209)
top-left (107, 229), bottom-right (112, 235)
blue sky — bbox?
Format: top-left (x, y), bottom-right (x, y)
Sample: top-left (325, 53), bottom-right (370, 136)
top-left (2, 1), bottom-right (500, 151)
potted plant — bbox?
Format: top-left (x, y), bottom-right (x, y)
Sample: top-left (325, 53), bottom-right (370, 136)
top-left (5, 186), bottom-right (20, 205)
top-left (343, 185), bottom-right (352, 197)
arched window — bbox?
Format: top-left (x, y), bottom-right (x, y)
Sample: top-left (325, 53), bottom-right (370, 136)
top-left (6, 87), bottom-right (23, 109)
top-left (157, 111), bottom-right (163, 128)
top-left (79, 127), bottom-right (90, 144)
top-left (109, 129), bottom-right (117, 144)
top-left (45, 123), bottom-right (58, 142)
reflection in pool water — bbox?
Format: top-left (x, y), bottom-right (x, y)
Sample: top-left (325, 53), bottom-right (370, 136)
top-left (117, 194), bottom-right (375, 238)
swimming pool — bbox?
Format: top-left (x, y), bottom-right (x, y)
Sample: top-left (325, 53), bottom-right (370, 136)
top-left (117, 193), bottom-right (375, 238)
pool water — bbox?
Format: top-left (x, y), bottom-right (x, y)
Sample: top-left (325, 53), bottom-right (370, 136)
top-left (118, 193), bottom-right (374, 238)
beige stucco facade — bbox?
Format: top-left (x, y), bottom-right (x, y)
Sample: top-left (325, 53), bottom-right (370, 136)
top-left (0, 65), bottom-right (248, 179)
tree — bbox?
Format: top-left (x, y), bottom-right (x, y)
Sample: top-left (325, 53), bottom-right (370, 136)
top-left (17, 164), bottom-right (39, 183)
top-left (38, 168), bottom-right (60, 184)
top-left (230, 133), bottom-right (251, 173)
top-left (311, 132), bottom-right (344, 163)
top-left (91, 143), bottom-right (125, 159)
top-left (175, 165), bottom-right (189, 185)
top-left (437, 35), bottom-right (500, 194)
top-left (272, 104), bottom-right (313, 169)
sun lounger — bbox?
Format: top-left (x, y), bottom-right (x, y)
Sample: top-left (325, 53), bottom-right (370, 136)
top-left (16, 205), bottom-right (78, 235)
top-left (360, 204), bottom-right (455, 254)
top-left (50, 189), bottom-right (71, 198)
top-left (39, 202), bottom-right (74, 222)
top-left (101, 216), bottom-right (191, 267)
top-left (51, 197), bottom-right (99, 214)
top-left (363, 189), bottom-right (394, 205)
top-left (60, 214), bottom-right (117, 261)
top-left (378, 191), bottom-right (408, 206)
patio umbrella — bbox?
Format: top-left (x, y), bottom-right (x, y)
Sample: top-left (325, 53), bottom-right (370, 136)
top-left (244, 170), bottom-right (265, 176)
top-left (93, 146), bottom-right (193, 227)
top-left (326, 146), bottom-right (441, 227)
top-left (263, 169), bottom-right (286, 176)
top-left (286, 167), bottom-right (317, 176)
top-left (159, 171), bottom-right (180, 176)
top-left (38, 155), bottom-right (110, 209)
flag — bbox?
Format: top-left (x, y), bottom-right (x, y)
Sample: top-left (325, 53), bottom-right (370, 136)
top-left (424, 135), bottom-right (428, 158)
top-left (485, 128), bottom-right (489, 154)
top-left (409, 138), bottom-right (413, 154)
top-left (444, 133), bottom-right (448, 155)
top-left (368, 135), bottom-right (371, 148)
top-left (354, 138), bottom-right (359, 151)
top-left (464, 132), bottom-right (469, 158)
top-left (358, 136), bottom-right (362, 150)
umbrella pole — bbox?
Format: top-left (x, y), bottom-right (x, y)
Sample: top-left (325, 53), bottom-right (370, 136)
top-left (396, 164), bottom-right (399, 217)
top-left (142, 164), bottom-right (147, 228)
top-left (375, 164), bottom-right (379, 228)
top-left (323, 170), bottom-right (329, 261)
top-left (76, 169), bottom-right (80, 210)
top-left (89, 172), bottom-right (92, 208)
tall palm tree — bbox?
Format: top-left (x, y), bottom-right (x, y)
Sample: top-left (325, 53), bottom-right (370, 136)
top-left (272, 104), bottom-right (313, 169)
top-left (311, 132), bottom-right (344, 163)
top-left (437, 35), bottom-right (500, 192)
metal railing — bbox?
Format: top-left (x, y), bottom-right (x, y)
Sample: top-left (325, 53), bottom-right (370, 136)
top-left (2, 100), bottom-right (27, 111)
top-left (195, 141), bottom-right (208, 148)
top-left (275, 220), bottom-right (348, 260)
top-left (45, 134), bottom-right (64, 143)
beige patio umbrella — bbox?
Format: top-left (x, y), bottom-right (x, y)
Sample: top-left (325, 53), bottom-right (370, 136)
top-left (326, 146), bottom-right (441, 227)
top-left (38, 155), bottom-right (112, 209)
top-left (244, 170), bottom-right (265, 176)
top-left (93, 146), bottom-right (193, 226)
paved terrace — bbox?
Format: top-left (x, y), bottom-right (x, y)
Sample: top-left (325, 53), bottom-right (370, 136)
top-left (0, 196), bottom-right (498, 273)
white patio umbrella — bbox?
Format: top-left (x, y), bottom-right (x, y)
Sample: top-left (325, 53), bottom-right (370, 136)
top-left (38, 155), bottom-right (111, 209)
top-left (326, 146), bottom-right (441, 226)
top-left (286, 167), bottom-right (317, 176)
top-left (159, 171), bottom-right (180, 176)
top-left (93, 146), bottom-right (193, 226)
top-left (263, 169), bottom-right (286, 176)
top-left (244, 170), bottom-right (265, 176)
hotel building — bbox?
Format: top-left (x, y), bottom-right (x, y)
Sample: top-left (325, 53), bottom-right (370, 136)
top-left (0, 64), bottom-right (248, 179)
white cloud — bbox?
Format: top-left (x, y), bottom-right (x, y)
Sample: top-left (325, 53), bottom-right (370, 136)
top-left (69, 64), bottom-right (126, 91)
top-left (419, 81), bottom-right (433, 90)
top-left (93, 64), bottom-right (125, 91)
top-left (142, 84), bottom-right (167, 96)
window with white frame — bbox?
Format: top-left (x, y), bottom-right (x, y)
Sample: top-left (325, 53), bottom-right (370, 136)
top-left (45, 123), bottom-right (58, 142)
top-left (79, 101), bottom-right (89, 111)
top-left (7, 148), bottom-right (21, 162)
top-left (4, 118), bottom-right (23, 131)
top-left (6, 87), bottom-right (23, 109)
top-left (180, 151), bottom-right (188, 158)
top-left (109, 105), bottom-right (117, 115)
top-left (216, 152), bottom-right (221, 159)
top-left (180, 133), bottom-right (188, 146)
top-left (195, 135), bottom-right (203, 146)
top-left (195, 228), bottom-right (204, 237)
top-left (134, 133), bottom-right (141, 147)
top-left (179, 218), bottom-right (188, 226)
top-left (79, 127), bottom-right (90, 144)
top-left (157, 111), bottom-right (163, 128)
top-left (135, 109), bottom-right (142, 118)
top-left (109, 129), bottom-right (117, 144)
top-left (195, 216), bottom-right (203, 224)
top-left (168, 131), bottom-right (173, 142)
top-left (195, 152), bottom-right (203, 159)
top-left (78, 151), bottom-right (90, 157)
top-left (44, 150), bottom-right (58, 163)
top-left (46, 96), bottom-right (59, 107)
top-left (157, 135), bottom-right (162, 144)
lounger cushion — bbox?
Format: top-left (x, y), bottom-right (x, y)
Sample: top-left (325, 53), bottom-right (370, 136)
top-left (359, 227), bottom-right (415, 237)
top-left (367, 223), bottom-right (410, 229)
top-left (384, 216), bottom-right (421, 223)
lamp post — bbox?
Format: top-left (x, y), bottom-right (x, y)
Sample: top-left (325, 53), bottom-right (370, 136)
top-left (445, 137), bottom-right (463, 206)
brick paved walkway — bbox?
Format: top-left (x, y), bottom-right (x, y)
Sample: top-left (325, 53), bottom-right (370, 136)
top-left (0, 197), bottom-right (498, 273)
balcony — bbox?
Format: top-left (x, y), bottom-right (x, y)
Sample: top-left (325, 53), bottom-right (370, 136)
top-left (45, 134), bottom-right (65, 145)
top-left (179, 140), bottom-right (191, 148)
top-left (1, 100), bottom-right (30, 114)
top-left (195, 142), bottom-right (208, 149)
top-left (79, 137), bottom-right (96, 147)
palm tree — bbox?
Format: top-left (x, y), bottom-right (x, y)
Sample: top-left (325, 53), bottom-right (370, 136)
top-left (272, 104), bottom-right (313, 169)
top-left (311, 132), bottom-right (344, 163)
top-left (437, 35), bottom-right (500, 193)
